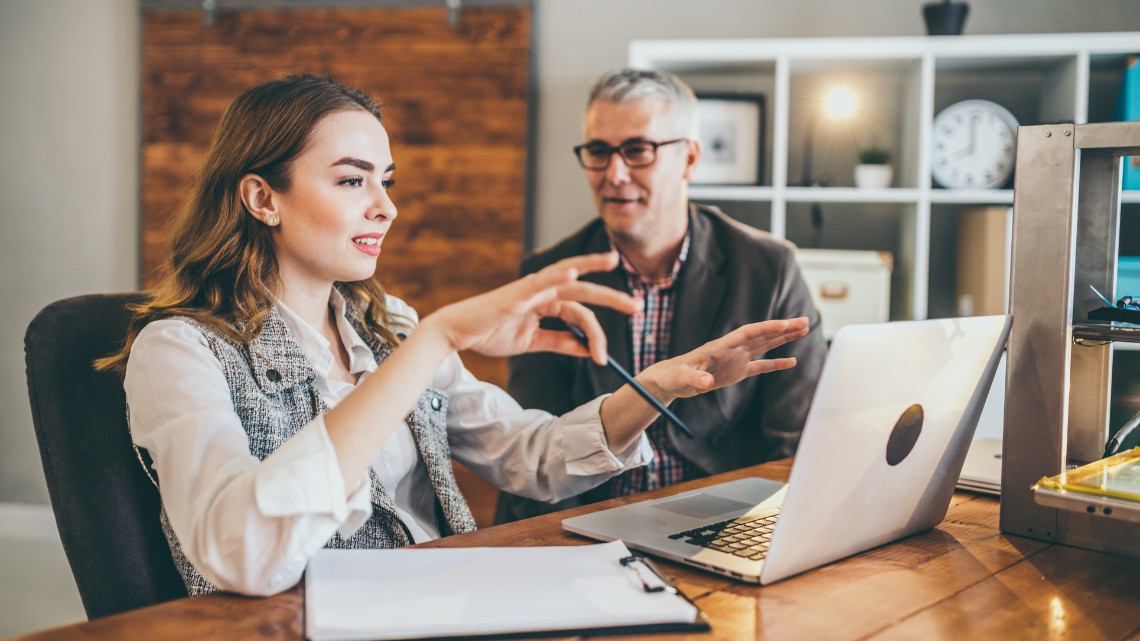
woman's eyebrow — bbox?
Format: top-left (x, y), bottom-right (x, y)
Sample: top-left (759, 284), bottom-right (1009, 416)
top-left (329, 158), bottom-right (396, 175)
top-left (331, 157), bottom-right (375, 171)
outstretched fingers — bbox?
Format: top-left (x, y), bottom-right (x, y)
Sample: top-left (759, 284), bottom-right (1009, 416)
top-left (731, 317), bottom-right (810, 358)
top-left (523, 252), bottom-right (619, 296)
top-left (515, 252), bottom-right (639, 316)
top-left (553, 280), bottom-right (642, 315)
top-left (746, 356), bottom-right (798, 377)
top-left (516, 253), bottom-right (643, 364)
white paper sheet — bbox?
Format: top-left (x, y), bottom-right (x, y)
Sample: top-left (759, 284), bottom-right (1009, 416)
top-left (304, 540), bottom-right (700, 641)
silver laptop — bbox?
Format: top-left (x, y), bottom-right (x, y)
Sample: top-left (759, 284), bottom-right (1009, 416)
top-left (563, 315), bottom-right (1013, 584)
top-left (958, 437), bottom-right (1003, 495)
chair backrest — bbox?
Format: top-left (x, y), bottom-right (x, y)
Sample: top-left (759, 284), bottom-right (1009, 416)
top-left (24, 293), bottom-right (188, 619)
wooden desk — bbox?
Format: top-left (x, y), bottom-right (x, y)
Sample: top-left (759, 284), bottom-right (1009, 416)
top-left (11, 460), bottom-right (1140, 641)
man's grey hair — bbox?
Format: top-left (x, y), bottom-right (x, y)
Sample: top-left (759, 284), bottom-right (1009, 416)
top-left (587, 68), bottom-right (699, 139)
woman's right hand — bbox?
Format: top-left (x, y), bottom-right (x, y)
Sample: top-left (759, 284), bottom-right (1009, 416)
top-left (420, 251), bottom-right (640, 365)
top-left (327, 251), bottom-right (637, 491)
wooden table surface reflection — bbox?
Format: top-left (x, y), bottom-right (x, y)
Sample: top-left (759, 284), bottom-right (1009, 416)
top-left (11, 459), bottom-right (1140, 641)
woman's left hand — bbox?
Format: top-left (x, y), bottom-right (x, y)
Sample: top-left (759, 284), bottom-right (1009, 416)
top-left (639, 317), bottom-right (811, 402)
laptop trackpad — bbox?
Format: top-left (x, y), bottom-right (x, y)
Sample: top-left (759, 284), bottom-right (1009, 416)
top-left (651, 494), bottom-right (754, 520)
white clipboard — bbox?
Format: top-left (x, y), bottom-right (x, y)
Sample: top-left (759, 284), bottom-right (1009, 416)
top-left (304, 540), bottom-right (708, 641)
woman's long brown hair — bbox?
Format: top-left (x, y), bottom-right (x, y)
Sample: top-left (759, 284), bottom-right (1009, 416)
top-left (97, 75), bottom-right (406, 372)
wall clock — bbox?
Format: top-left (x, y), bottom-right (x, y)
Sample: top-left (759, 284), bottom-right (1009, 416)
top-left (931, 99), bottom-right (1019, 189)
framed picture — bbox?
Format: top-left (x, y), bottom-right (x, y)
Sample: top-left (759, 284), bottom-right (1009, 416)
top-left (691, 94), bottom-right (765, 185)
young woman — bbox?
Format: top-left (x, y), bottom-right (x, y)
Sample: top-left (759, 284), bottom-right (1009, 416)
top-left (99, 74), bottom-right (809, 597)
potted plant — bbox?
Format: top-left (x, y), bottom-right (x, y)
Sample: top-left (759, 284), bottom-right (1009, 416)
top-left (855, 143), bottom-right (893, 189)
top-left (922, 0), bottom-right (970, 36)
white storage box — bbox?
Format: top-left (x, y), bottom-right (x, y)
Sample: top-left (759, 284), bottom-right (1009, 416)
top-left (796, 249), bottom-right (892, 339)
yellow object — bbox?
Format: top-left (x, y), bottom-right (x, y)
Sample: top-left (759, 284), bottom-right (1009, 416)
top-left (1033, 447), bottom-right (1140, 503)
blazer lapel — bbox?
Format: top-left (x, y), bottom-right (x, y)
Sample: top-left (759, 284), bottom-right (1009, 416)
top-left (579, 226), bottom-right (632, 390)
top-left (247, 307), bottom-right (317, 393)
top-left (671, 205), bottom-right (728, 357)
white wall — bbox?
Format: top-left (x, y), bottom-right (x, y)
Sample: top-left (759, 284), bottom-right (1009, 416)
top-left (0, 0), bottom-right (139, 503)
top-left (0, 0), bottom-right (1137, 505)
top-left (531, 0), bottom-right (1140, 247)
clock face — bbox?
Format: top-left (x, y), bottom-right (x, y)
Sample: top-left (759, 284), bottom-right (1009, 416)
top-left (931, 100), bottom-right (1018, 189)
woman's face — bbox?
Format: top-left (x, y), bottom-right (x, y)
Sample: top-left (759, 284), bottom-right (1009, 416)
top-left (268, 109), bottom-right (397, 295)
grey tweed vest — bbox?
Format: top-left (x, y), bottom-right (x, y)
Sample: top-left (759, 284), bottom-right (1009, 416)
top-left (148, 289), bottom-right (477, 595)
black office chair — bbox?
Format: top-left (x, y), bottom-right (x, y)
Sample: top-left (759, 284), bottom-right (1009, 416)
top-left (24, 293), bottom-right (188, 619)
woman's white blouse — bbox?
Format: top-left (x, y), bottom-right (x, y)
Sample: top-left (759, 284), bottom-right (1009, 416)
top-left (124, 292), bottom-right (651, 595)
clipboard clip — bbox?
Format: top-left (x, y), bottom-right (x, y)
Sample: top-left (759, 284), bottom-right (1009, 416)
top-left (620, 554), bottom-right (679, 594)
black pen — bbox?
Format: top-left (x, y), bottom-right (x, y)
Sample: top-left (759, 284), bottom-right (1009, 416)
top-left (567, 325), bottom-right (696, 439)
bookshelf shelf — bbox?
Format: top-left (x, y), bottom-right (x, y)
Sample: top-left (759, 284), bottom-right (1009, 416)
top-left (632, 32), bottom-right (1140, 322)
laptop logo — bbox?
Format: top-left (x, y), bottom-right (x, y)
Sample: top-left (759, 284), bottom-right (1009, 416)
top-left (886, 404), bottom-right (924, 465)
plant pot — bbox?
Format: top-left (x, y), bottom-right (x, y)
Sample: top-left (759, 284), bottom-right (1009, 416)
top-left (923, 1), bottom-right (969, 36)
top-left (855, 164), bottom-right (893, 189)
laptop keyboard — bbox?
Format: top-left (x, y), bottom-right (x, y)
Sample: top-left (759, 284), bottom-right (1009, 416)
top-left (668, 510), bottom-right (780, 560)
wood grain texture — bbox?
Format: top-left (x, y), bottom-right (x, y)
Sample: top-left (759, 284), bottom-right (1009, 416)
top-left (11, 461), bottom-right (1140, 641)
top-left (873, 543), bottom-right (1140, 641)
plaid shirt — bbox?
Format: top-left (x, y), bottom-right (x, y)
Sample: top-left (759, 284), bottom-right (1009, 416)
top-left (607, 233), bottom-right (705, 497)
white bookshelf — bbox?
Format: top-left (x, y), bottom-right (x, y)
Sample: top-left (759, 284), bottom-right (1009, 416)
top-left (631, 32), bottom-right (1140, 321)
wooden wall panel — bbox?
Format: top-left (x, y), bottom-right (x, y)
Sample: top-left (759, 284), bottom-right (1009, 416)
top-left (141, 7), bottom-right (530, 392)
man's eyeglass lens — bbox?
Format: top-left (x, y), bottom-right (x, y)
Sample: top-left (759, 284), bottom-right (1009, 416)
top-left (574, 139), bottom-right (685, 169)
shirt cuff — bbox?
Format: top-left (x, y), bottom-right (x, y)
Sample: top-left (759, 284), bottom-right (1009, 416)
top-left (338, 474), bottom-right (372, 539)
top-left (253, 415), bottom-right (372, 529)
top-left (560, 395), bottom-right (654, 476)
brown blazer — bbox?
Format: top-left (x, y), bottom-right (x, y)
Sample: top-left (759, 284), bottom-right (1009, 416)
top-left (494, 203), bottom-right (827, 523)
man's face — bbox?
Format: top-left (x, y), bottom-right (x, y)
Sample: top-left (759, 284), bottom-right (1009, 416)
top-left (583, 99), bottom-right (699, 247)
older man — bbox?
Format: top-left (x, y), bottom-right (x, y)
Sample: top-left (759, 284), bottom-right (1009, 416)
top-left (494, 68), bottom-right (826, 523)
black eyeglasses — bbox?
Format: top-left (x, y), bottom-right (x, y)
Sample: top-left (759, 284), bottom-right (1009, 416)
top-left (572, 138), bottom-right (688, 170)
